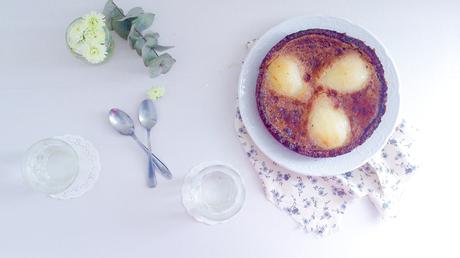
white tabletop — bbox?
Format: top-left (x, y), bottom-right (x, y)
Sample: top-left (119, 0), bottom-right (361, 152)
top-left (1, 0), bottom-right (459, 257)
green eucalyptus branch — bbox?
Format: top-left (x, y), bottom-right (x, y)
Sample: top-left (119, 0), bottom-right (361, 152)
top-left (102, 0), bottom-right (175, 78)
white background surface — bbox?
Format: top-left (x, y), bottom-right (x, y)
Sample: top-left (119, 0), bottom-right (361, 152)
top-left (0, 0), bottom-right (459, 257)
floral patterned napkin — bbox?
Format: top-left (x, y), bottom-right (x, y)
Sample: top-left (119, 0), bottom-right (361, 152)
top-left (235, 109), bottom-right (419, 235)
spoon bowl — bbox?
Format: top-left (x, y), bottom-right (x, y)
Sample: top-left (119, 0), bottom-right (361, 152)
top-left (109, 108), bottom-right (135, 136)
top-left (139, 100), bottom-right (157, 130)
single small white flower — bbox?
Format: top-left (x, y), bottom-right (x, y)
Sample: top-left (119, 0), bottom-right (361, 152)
top-left (147, 86), bottom-right (166, 100)
top-left (81, 43), bottom-right (107, 64)
top-left (83, 28), bottom-right (106, 44)
top-left (83, 11), bottom-right (105, 30)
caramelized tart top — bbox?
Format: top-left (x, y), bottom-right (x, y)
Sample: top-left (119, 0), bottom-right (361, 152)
top-left (256, 29), bottom-right (387, 157)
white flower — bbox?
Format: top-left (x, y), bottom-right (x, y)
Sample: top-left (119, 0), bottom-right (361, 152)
top-left (67, 39), bottom-right (85, 55)
top-left (67, 19), bottom-right (86, 43)
top-left (83, 28), bottom-right (106, 44)
top-left (83, 11), bottom-right (105, 30)
top-left (147, 86), bottom-right (166, 100)
top-left (81, 43), bottom-right (107, 64)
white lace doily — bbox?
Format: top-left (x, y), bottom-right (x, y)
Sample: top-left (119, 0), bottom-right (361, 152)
top-left (235, 108), bottom-right (419, 235)
top-left (49, 135), bottom-right (101, 200)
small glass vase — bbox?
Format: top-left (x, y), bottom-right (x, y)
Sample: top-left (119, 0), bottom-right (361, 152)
top-left (65, 17), bottom-right (114, 64)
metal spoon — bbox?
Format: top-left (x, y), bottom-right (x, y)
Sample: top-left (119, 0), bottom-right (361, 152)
top-left (138, 100), bottom-right (158, 187)
top-left (109, 108), bottom-right (157, 187)
top-left (137, 103), bottom-right (173, 180)
top-left (108, 108), bottom-right (172, 182)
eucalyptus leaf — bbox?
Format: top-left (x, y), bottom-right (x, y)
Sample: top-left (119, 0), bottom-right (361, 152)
top-left (144, 31), bottom-right (159, 39)
top-left (134, 38), bottom-right (146, 56)
top-left (144, 30), bottom-right (160, 42)
top-left (128, 35), bottom-right (135, 49)
top-left (103, 0), bottom-right (123, 17)
top-left (142, 33), bottom-right (171, 52)
top-left (119, 7), bottom-right (144, 21)
top-left (128, 26), bottom-right (146, 55)
top-left (102, 0), bottom-right (124, 30)
top-left (153, 44), bottom-right (173, 52)
top-left (128, 26), bottom-right (143, 48)
top-left (106, 13), bottom-right (125, 31)
top-left (112, 17), bottom-right (137, 39)
top-left (143, 31), bottom-right (159, 44)
top-left (141, 37), bottom-right (159, 65)
top-left (148, 63), bottom-right (162, 78)
top-left (102, 0), bottom-right (115, 15)
top-left (144, 36), bottom-right (157, 47)
top-left (148, 53), bottom-right (176, 78)
top-left (126, 7), bottom-right (144, 17)
top-left (142, 45), bottom-right (159, 66)
top-left (133, 13), bottom-right (155, 32)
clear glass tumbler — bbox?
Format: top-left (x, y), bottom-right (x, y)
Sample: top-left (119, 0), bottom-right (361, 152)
top-left (22, 138), bottom-right (79, 195)
top-left (182, 162), bottom-right (245, 225)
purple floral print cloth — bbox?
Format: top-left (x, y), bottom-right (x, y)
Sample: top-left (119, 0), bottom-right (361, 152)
top-left (235, 108), bottom-right (419, 235)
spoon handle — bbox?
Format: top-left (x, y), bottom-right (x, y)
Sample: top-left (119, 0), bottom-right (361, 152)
top-left (148, 150), bottom-right (173, 179)
top-left (132, 134), bottom-right (157, 187)
top-left (147, 156), bottom-right (157, 187)
top-left (146, 131), bottom-right (157, 188)
top-left (132, 135), bottom-right (173, 179)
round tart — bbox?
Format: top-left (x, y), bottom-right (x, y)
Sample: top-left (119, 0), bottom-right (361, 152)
top-left (256, 29), bottom-right (387, 157)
